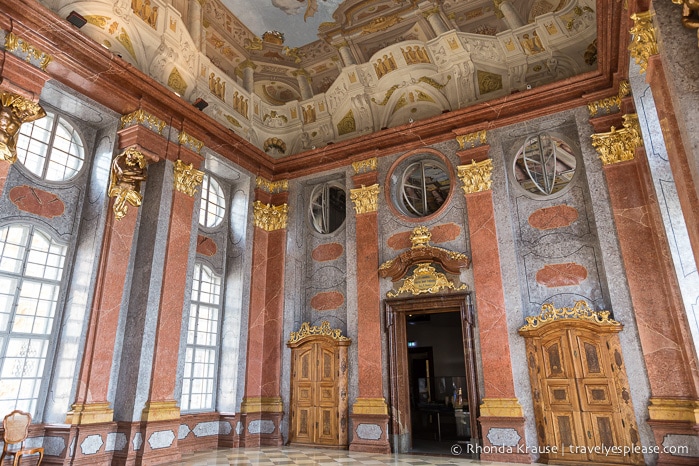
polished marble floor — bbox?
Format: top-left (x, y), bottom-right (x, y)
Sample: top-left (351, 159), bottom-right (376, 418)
top-left (174, 446), bottom-right (542, 466)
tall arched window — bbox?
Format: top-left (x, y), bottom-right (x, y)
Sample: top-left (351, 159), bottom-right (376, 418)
top-left (0, 224), bottom-right (67, 416)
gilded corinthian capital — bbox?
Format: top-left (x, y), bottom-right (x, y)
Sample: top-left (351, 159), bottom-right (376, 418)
top-left (253, 201), bottom-right (288, 231)
top-left (0, 92), bottom-right (46, 163)
top-left (174, 159), bottom-right (204, 197)
top-left (457, 159), bottom-right (493, 194)
top-left (108, 148), bottom-right (148, 220)
top-left (590, 114), bottom-right (643, 165)
top-left (629, 11), bottom-right (658, 73)
top-left (350, 184), bottom-right (380, 214)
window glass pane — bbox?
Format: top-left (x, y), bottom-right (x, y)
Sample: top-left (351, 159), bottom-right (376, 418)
top-left (199, 175), bottom-right (226, 228)
top-left (395, 159), bottom-right (450, 218)
top-left (309, 183), bottom-right (346, 234)
top-left (514, 134), bottom-right (577, 196)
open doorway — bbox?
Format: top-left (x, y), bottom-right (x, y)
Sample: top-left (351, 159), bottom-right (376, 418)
top-left (385, 293), bottom-right (479, 456)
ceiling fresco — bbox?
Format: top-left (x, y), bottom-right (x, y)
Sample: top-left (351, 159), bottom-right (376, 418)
top-left (220, 0), bottom-right (344, 47)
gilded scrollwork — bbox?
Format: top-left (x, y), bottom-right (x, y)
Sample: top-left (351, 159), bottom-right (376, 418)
top-left (253, 201), bottom-right (288, 231)
top-left (457, 159), bottom-right (493, 194)
top-left (629, 11), bottom-right (658, 73)
top-left (352, 158), bottom-right (377, 174)
top-left (108, 147), bottom-right (148, 220)
top-left (174, 159), bottom-right (204, 197)
top-left (387, 263), bottom-right (466, 297)
top-left (255, 177), bottom-right (289, 194)
top-left (0, 92), bottom-right (46, 163)
top-left (456, 130), bottom-right (488, 149)
top-left (350, 184), bottom-right (380, 214)
top-left (519, 300), bottom-right (621, 332)
top-left (591, 114), bottom-right (643, 165)
top-left (178, 131), bottom-right (204, 153)
top-left (120, 109), bottom-right (167, 134)
top-left (587, 80), bottom-right (631, 117)
top-left (4, 32), bottom-right (52, 71)
top-left (288, 321), bottom-right (350, 345)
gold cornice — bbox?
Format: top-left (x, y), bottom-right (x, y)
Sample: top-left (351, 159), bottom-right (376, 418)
top-left (255, 176), bottom-right (289, 193)
top-left (352, 397), bottom-right (388, 416)
top-left (174, 159), bottom-right (204, 197)
top-left (178, 130), bottom-right (204, 153)
top-left (350, 184), bottom-right (380, 214)
top-left (253, 201), bottom-right (288, 231)
top-left (120, 109), bottom-right (166, 135)
top-left (240, 396), bottom-right (283, 414)
top-left (0, 92), bottom-right (46, 163)
top-left (456, 130), bottom-right (488, 149)
top-left (629, 11), bottom-right (658, 73)
top-left (591, 113), bottom-right (643, 165)
top-left (648, 397), bottom-right (699, 424)
top-left (457, 159), bottom-right (493, 194)
top-left (587, 80), bottom-right (631, 117)
top-left (66, 402), bottom-right (113, 425)
top-left (4, 31), bottom-right (52, 71)
top-left (288, 321), bottom-right (351, 345)
top-left (352, 157), bottom-right (377, 174)
top-left (519, 300), bottom-right (621, 332)
top-left (480, 398), bottom-right (523, 418)
top-left (141, 401), bottom-right (180, 421)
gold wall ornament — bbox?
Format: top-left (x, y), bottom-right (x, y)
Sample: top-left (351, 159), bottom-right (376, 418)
top-left (350, 184), bottom-right (380, 214)
top-left (225, 115), bottom-right (242, 128)
top-left (337, 109), bottom-right (356, 136)
top-left (132, 0), bottom-right (159, 28)
top-left (4, 32), bottom-right (52, 71)
top-left (372, 85), bottom-right (400, 106)
top-left (0, 92), bottom-right (46, 163)
top-left (591, 113), bottom-right (643, 165)
top-left (173, 159), bottom-right (203, 197)
top-left (178, 130), bottom-right (204, 153)
top-left (457, 159), bottom-right (493, 194)
top-left (168, 67), bottom-right (188, 96)
top-left (288, 321), bottom-right (351, 345)
top-left (120, 109), bottom-right (166, 135)
top-left (587, 80), bottom-right (630, 117)
top-left (477, 70), bottom-right (503, 94)
top-left (410, 226), bottom-right (431, 248)
top-left (85, 15), bottom-right (111, 28)
top-left (255, 176), bottom-right (289, 194)
top-left (672, 0), bottom-right (699, 43)
top-left (417, 75), bottom-right (451, 90)
top-left (518, 300), bottom-right (621, 332)
top-left (352, 157), bottom-right (378, 174)
top-left (387, 262), bottom-right (466, 297)
top-left (263, 137), bottom-right (287, 154)
top-left (456, 130), bottom-right (488, 149)
top-left (108, 148), bottom-right (148, 220)
top-left (629, 11), bottom-right (658, 74)
top-left (361, 15), bottom-right (402, 35)
top-left (253, 201), bottom-right (288, 231)
top-left (116, 27), bottom-right (137, 59)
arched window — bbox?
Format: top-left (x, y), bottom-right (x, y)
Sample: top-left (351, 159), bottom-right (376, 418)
top-left (16, 112), bottom-right (85, 182)
top-left (181, 262), bottom-right (222, 412)
top-left (0, 224), bottom-right (67, 416)
top-left (199, 175), bottom-right (226, 229)
top-left (309, 182), bottom-right (346, 234)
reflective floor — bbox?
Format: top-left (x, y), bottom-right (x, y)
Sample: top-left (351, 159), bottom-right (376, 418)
top-left (174, 446), bottom-right (543, 466)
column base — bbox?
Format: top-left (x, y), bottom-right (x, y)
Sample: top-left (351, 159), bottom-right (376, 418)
top-left (477, 399), bottom-right (530, 463)
top-left (349, 399), bottom-right (390, 454)
top-left (66, 402), bottom-right (114, 425)
top-left (648, 398), bottom-right (699, 465)
top-left (238, 397), bottom-right (284, 447)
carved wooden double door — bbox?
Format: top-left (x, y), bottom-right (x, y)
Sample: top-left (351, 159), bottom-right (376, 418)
top-left (287, 323), bottom-right (350, 447)
top-left (520, 305), bottom-right (643, 465)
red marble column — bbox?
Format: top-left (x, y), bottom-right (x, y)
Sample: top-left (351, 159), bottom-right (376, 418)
top-left (458, 147), bottom-right (529, 463)
top-left (349, 169), bottom-right (390, 454)
top-left (597, 136), bottom-right (699, 465)
top-left (239, 182), bottom-right (288, 447)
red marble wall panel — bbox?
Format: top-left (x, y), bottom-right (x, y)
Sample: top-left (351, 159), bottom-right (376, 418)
top-left (0, 163), bottom-right (10, 194)
top-left (261, 228), bottom-right (287, 398)
top-left (387, 222), bottom-right (462, 250)
top-left (536, 262), bottom-right (587, 287)
top-left (196, 234), bottom-right (217, 256)
top-left (9, 185), bottom-right (65, 218)
top-left (311, 291), bottom-right (344, 311)
top-left (528, 204), bottom-right (578, 230)
top-left (312, 242), bottom-right (344, 262)
top-left (244, 228), bottom-right (269, 398)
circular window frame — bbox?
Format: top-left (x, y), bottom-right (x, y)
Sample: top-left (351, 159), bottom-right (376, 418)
top-left (198, 174), bottom-right (227, 230)
top-left (385, 148), bottom-right (456, 222)
top-left (308, 181), bottom-right (347, 236)
top-left (15, 111), bottom-right (87, 184)
top-left (510, 132), bottom-right (580, 199)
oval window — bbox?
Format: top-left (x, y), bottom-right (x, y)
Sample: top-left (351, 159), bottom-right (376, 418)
top-left (309, 182), bottom-right (346, 234)
top-left (513, 134), bottom-right (576, 196)
top-left (396, 159), bottom-right (450, 218)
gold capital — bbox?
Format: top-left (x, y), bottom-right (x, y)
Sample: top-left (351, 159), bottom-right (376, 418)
top-left (4, 31), bottom-right (52, 71)
top-left (350, 184), bottom-right (380, 214)
top-left (108, 147), bottom-right (148, 220)
top-left (120, 109), bottom-right (166, 135)
top-left (0, 92), bottom-right (46, 163)
top-left (253, 201), bottom-right (288, 231)
top-left (456, 130), bottom-right (487, 149)
top-left (587, 80), bottom-right (630, 117)
top-left (591, 114), bottom-right (643, 165)
top-left (629, 11), bottom-right (658, 73)
top-left (457, 159), bottom-right (493, 194)
top-left (174, 159), bottom-right (204, 197)
top-left (255, 176), bottom-right (289, 194)
top-left (178, 130), bottom-right (204, 153)
top-left (352, 157), bottom-right (378, 174)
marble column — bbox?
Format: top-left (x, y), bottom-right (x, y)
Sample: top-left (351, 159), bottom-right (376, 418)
top-left (239, 60), bottom-right (256, 94)
top-left (295, 70), bottom-right (314, 101)
top-left (591, 113), bottom-right (699, 466)
top-left (423, 6), bottom-right (450, 35)
top-left (188, 0), bottom-right (204, 49)
top-left (348, 166), bottom-right (390, 454)
top-left (335, 41), bottom-right (356, 67)
top-left (495, 0), bottom-right (525, 29)
top-left (239, 178), bottom-right (289, 447)
top-left (457, 146), bottom-right (530, 464)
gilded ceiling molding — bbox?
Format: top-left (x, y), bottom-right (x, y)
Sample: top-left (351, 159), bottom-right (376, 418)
top-left (371, 85), bottom-right (400, 106)
top-left (587, 80), bottom-right (631, 117)
top-left (178, 130), bottom-right (204, 153)
top-left (350, 184), bottom-right (380, 214)
top-left (253, 200), bottom-right (288, 231)
top-left (263, 136), bottom-right (287, 154)
top-left (629, 11), bottom-right (658, 73)
top-left (457, 159), bottom-right (493, 194)
top-left (173, 159), bottom-right (204, 197)
top-left (352, 157), bottom-right (378, 174)
top-left (456, 130), bottom-right (488, 149)
top-left (337, 109), bottom-right (356, 136)
top-left (590, 114), bottom-right (643, 165)
top-left (287, 321), bottom-right (351, 345)
top-left (0, 92), bottom-right (46, 163)
top-left (360, 15), bottom-right (402, 35)
top-left (4, 31), bottom-right (52, 71)
top-left (671, 0), bottom-right (699, 47)
top-left (120, 109), bottom-right (166, 135)
top-left (519, 300), bottom-right (621, 332)
top-left (108, 147), bottom-right (148, 220)
top-left (417, 75), bottom-right (451, 90)
top-left (255, 176), bottom-right (289, 194)
top-left (237, 59), bottom-right (257, 71)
